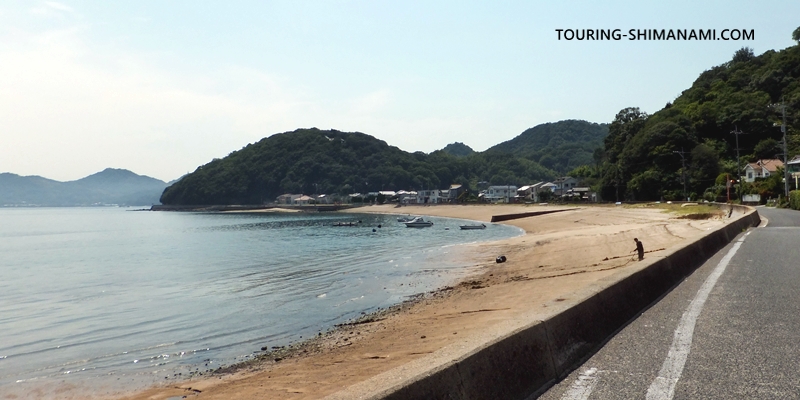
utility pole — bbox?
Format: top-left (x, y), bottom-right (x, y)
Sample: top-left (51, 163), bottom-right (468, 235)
top-left (769, 100), bottom-right (791, 199)
top-left (615, 163), bottom-right (621, 202)
top-left (780, 100), bottom-right (789, 198)
top-left (673, 148), bottom-right (688, 201)
top-left (730, 126), bottom-right (745, 181)
top-left (730, 126), bottom-right (747, 202)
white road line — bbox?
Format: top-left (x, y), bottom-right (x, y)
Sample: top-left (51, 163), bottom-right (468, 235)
top-left (560, 367), bottom-right (599, 400)
top-left (645, 238), bottom-right (745, 400)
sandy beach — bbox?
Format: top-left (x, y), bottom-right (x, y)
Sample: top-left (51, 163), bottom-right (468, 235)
top-left (107, 203), bottom-right (732, 400)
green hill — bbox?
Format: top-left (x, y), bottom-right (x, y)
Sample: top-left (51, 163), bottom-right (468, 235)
top-left (160, 127), bottom-right (575, 205)
top-left (486, 120), bottom-right (608, 173)
top-left (598, 44), bottom-right (800, 201)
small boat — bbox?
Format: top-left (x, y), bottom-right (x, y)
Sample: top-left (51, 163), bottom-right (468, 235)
top-left (404, 216), bottom-right (434, 228)
top-left (332, 221), bottom-right (359, 227)
top-left (459, 224), bottom-right (487, 230)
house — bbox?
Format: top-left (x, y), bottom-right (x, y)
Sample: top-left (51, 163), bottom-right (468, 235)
top-left (787, 155), bottom-right (800, 189)
top-left (517, 185), bottom-right (534, 201)
top-left (315, 194), bottom-right (330, 204)
top-left (516, 182), bottom-right (557, 202)
top-left (553, 177), bottom-right (578, 196)
top-left (743, 159), bottom-right (784, 182)
top-left (416, 189), bottom-right (441, 204)
top-left (276, 194), bottom-right (302, 204)
top-left (396, 190), bottom-right (418, 204)
top-left (563, 187), bottom-right (595, 201)
top-left (447, 184), bottom-right (467, 202)
top-left (787, 155), bottom-right (800, 173)
top-left (294, 195), bottom-right (314, 205)
top-left (485, 185), bottom-right (518, 203)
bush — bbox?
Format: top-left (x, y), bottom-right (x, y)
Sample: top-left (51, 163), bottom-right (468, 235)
top-left (789, 190), bottom-right (800, 210)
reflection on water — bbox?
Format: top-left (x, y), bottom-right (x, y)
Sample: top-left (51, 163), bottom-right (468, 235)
top-left (0, 207), bottom-right (520, 393)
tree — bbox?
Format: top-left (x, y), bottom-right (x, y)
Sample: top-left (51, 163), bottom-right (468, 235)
top-left (793, 26), bottom-right (800, 43)
top-left (568, 165), bottom-right (594, 179)
top-left (731, 47), bottom-right (755, 63)
top-left (753, 138), bottom-right (779, 160)
top-left (690, 143), bottom-right (720, 194)
top-left (600, 107), bottom-right (649, 200)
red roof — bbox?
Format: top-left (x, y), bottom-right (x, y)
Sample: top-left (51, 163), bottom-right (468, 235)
top-left (747, 159), bottom-right (784, 173)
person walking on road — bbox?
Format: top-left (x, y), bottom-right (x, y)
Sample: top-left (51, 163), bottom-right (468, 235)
top-left (633, 238), bottom-right (644, 261)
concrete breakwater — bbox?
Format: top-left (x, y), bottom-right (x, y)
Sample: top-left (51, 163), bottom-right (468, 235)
top-left (329, 204), bottom-right (760, 400)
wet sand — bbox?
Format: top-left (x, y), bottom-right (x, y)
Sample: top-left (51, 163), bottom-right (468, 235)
top-left (55, 204), bottom-right (727, 400)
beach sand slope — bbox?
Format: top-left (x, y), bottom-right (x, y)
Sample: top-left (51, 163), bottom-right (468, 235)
top-left (118, 204), bottom-right (728, 400)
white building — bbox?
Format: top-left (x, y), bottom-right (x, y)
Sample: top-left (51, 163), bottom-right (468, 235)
top-left (553, 177), bottom-right (578, 196)
top-left (743, 159), bottom-right (784, 182)
top-left (484, 185), bottom-right (518, 203)
top-left (416, 189), bottom-right (441, 204)
top-left (396, 190), bottom-right (418, 204)
top-left (517, 182), bottom-right (556, 202)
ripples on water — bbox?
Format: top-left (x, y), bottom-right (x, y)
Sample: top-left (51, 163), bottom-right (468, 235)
top-left (0, 207), bottom-right (521, 395)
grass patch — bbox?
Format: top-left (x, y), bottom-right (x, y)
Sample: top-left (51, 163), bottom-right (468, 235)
top-left (624, 203), bottom-right (724, 218)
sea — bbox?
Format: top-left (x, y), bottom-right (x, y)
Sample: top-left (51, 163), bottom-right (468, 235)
top-left (0, 207), bottom-right (521, 397)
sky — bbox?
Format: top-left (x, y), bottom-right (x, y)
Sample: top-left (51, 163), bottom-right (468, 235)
top-left (1, 1), bottom-right (799, 182)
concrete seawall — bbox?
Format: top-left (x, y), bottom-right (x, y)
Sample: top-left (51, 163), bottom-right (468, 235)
top-left (330, 205), bottom-right (760, 400)
top-left (490, 208), bottom-right (578, 223)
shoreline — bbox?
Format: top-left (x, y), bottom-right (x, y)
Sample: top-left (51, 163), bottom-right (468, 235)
top-left (105, 203), bottom-right (731, 399)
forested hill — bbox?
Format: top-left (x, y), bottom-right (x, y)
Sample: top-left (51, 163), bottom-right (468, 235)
top-left (161, 124), bottom-right (609, 205)
top-left (486, 120), bottom-right (609, 172)
top-left (597, 44), bottom-right (800, 201)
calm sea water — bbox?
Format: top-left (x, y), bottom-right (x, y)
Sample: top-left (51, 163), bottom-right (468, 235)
top-left (0, 207), bottom-right (520, 395)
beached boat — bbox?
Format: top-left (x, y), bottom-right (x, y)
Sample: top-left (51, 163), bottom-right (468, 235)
top-left (459, 224), bottom-right (486, 230)
top-left (404, 216), bottom-right (434, 228)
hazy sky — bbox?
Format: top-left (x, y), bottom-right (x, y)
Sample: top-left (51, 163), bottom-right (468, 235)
top-left (2, 1), bottom-right (798, 182)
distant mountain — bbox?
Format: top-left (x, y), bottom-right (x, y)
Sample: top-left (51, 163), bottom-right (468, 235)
top-left (0, 168), bottom-right (168, 206)
top-left (486, 120), bottom-right (609, 172)
top-left (440, 142), bottom-right (475, 157)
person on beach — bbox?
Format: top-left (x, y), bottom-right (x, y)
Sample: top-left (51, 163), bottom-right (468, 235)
top-left (633, 238), bottom-right (644, 260)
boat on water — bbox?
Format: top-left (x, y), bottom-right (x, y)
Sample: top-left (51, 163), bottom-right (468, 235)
top-left (332, 221), bottom-right (360, 227)
top-left (459, 224), bottom-right (487, 230)
top-left (404, 216), bottom-right (434, 228)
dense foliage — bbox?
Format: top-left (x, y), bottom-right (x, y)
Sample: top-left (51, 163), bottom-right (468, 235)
top-left (790, 190), bottom-right (800, 210)
top-left (486, 120), bottom-right (608, 173)
top-left (597, 44), bottom-right (800, 201)
top-left (440, 142), bottom-right (475, 157)
top-left (161, 127), bottom-right (584, 205)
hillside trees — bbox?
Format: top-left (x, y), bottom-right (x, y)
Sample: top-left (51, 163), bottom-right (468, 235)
top-left (160, 128), bottom-right (564, 205)
top-left (595, 40), bottom-right (800, 201)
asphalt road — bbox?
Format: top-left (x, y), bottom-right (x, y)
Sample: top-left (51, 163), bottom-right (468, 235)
top-left (538, 206), bottom-right (800, 400)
